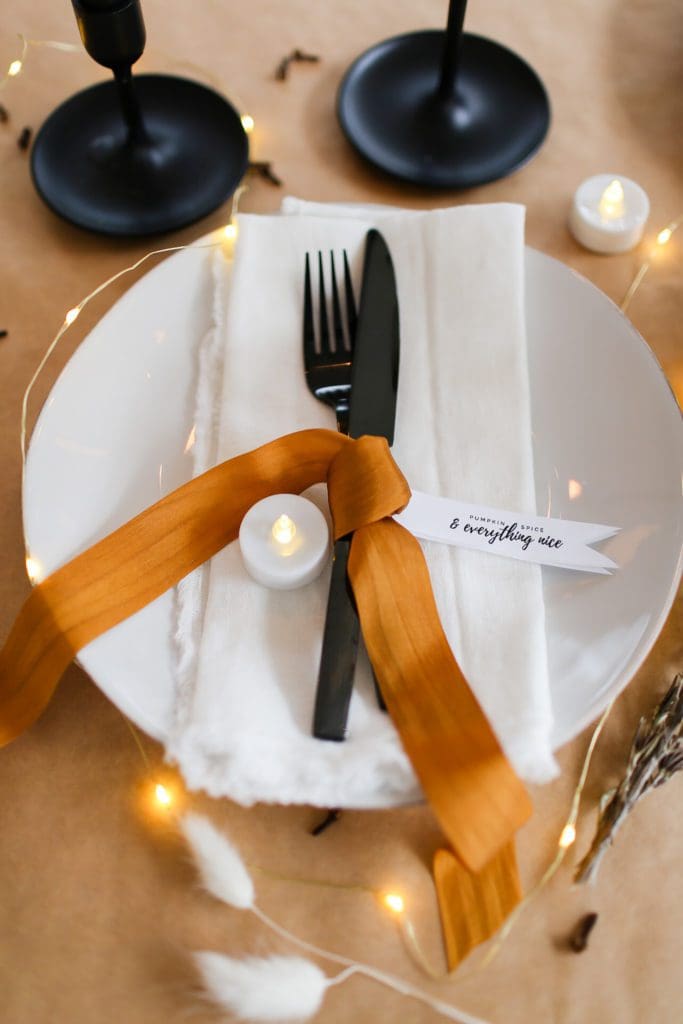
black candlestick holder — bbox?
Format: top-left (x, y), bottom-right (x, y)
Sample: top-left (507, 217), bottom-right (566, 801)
top-left (31, 0), bottom-right (249, 236)
top-left (337, 0), bottom-right (550, 189)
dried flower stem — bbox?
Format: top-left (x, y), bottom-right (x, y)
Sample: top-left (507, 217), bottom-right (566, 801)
top-left (575, 675), bottom-right (683, 883)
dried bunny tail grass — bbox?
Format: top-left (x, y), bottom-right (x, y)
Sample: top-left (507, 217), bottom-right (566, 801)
top-left (179, 811), bottom-right (254, 909)
top-left (194, 952), bottom-right (327, 1022)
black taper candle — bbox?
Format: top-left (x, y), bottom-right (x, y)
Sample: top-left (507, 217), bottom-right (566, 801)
top-left (72, 0), bottom-right (147, 142)
top-left (71, 0), bottom-right (146, 70)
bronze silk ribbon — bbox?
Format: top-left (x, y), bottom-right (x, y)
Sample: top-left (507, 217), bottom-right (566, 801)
top-left (0, 429), bottom-right (531, 873)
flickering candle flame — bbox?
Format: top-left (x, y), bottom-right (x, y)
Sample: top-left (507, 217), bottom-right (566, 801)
top-left (272, 514), bottom-right (297, 545)
top-left (223, 222), bottom-right (237, 242)
top-left (383, 892), bottom-right (405, 915)
top-left (559, 823), bottom-right (577, 849)
top-left (657, 227), bottom-right (672, 246)
top-left (241, 114), bottom-right (254, 134)
top-left (8, 59), bottom-right (23, 77)
top-left (598, 179), bottom-right (625, 221)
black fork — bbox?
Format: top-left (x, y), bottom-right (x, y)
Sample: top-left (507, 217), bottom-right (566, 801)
top-left (303, 250), bottom-right (357, 432)
top-left (303, 250), bottom-right (384, 740)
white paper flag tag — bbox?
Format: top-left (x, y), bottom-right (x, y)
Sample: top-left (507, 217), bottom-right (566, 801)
top-left (394, 491), bottom-right (619, 574)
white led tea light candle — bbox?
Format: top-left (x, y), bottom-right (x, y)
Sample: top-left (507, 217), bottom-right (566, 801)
top-left (569, 174), bottom-right (650, 253)
top-left (238, 493), bottom-right (330, 589)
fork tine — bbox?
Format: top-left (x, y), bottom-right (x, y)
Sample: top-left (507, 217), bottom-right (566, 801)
top-left (317, 251), bottom-right (331, 355)
top-left (329, 251), bottom-right (344, 353)
top-left (303, 252), bottom-right (315, 369)
top-left (343, 250), bottom-right (357, 349)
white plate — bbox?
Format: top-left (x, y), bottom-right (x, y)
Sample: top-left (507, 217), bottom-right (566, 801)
top-left (24, 236), bottom-right (683, 766)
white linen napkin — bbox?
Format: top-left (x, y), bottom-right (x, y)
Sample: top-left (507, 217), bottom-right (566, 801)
top-left (168, 200), bottom-right (557, 809)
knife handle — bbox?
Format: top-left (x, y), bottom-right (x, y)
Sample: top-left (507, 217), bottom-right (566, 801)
top-left (313, 538), bottom-right (386, 741)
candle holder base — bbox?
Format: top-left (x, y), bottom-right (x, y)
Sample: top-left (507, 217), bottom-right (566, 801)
top-left (338, 31), bottom-right (550, 189)
top-left (31, 74), bottom-right (249, 236)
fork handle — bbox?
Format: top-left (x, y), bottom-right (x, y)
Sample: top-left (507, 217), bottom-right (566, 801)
top-left (336, 406), bottom-right (349, 434)
top-left (313, 538), bottom-right (358, 740)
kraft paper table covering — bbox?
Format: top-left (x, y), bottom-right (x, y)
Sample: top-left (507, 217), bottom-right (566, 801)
top-left (0, 1), bottom-right (681, 1022)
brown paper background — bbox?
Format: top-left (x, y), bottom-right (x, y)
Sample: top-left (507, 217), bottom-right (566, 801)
top-left (1, 2), bottom-right (681, 1022)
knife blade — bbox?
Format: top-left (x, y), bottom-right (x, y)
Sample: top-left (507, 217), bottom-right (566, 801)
top-left (347, 230), bottom-right (400, 443)
top-left (312, 229), bottom-right (400, 740)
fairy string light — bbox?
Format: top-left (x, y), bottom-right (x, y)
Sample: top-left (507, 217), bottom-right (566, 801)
top-left (620, 215), bottom-right (681, 313)
top-left (20, 186), bottom-right (246, 475)
top-left (1, 32), bottom-right (256, 147)
top-left (1, 33), bottom-right (81, 92)
top-left (15, 199), bottom-right (680, 982)
top-left (123, 711), bottom-right (436, 976)
top-left (18, 214), bottom-right (679, 980)
top-left (8, 23), bottom-right (680, 992)
top-left (123, 696), bottom-right (619, 986)
top-left (479, 699), bottom-right (614, 968)
top-left (20, 242), bottom-right (216, 464)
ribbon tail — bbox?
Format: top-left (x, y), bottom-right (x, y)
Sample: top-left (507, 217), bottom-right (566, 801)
top-left (347, 518), bottom-right (532, 873)
top-left (433, 843), bottom-right (522, 969)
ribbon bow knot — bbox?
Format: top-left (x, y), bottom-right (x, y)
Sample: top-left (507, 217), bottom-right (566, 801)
top-left (326, 434), bottom-right (410, 538)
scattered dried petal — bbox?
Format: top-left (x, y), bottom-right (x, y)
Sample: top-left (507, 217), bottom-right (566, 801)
top-left (274, 48), bottom-right (321, 80)
top-left (274, 57), bottom-right (289, 81)
top-left (293, 48), bottom-right (320, 64)
top-left (248, 160), bottom-right (283, 187)
top-left (568, 912), bottom-right (598, 952)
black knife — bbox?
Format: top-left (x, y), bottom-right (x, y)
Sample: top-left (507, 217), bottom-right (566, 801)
top-left (312, 229), bottom-right (400, 740)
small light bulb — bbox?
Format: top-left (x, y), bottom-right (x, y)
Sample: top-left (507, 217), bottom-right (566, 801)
top-left (8, 59), bottom-right (23, 77)
top-left (25, 555), bottom-right (44, 584)
top-left (598, 179), bottom-right (625, 221)
top-left (383, 892), bottom-right (405, 915)
top-left (568, 479), bottom-right (583, 501)
top-left (272, 514), bottom-right (297, 545)
top-left (64, 306), bottom-right (80, 326)
top-left (155, 783), bottom-right (172, 807)
top-left (657, 227), bottom-right (673, 246)
top-left (241, 114), bottom-right (254, 134)
top-left (559, 823), bottom-right (577, 849)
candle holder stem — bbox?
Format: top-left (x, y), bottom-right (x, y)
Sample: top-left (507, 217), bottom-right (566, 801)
top-left (113, 64), bottom-right (149, 145)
